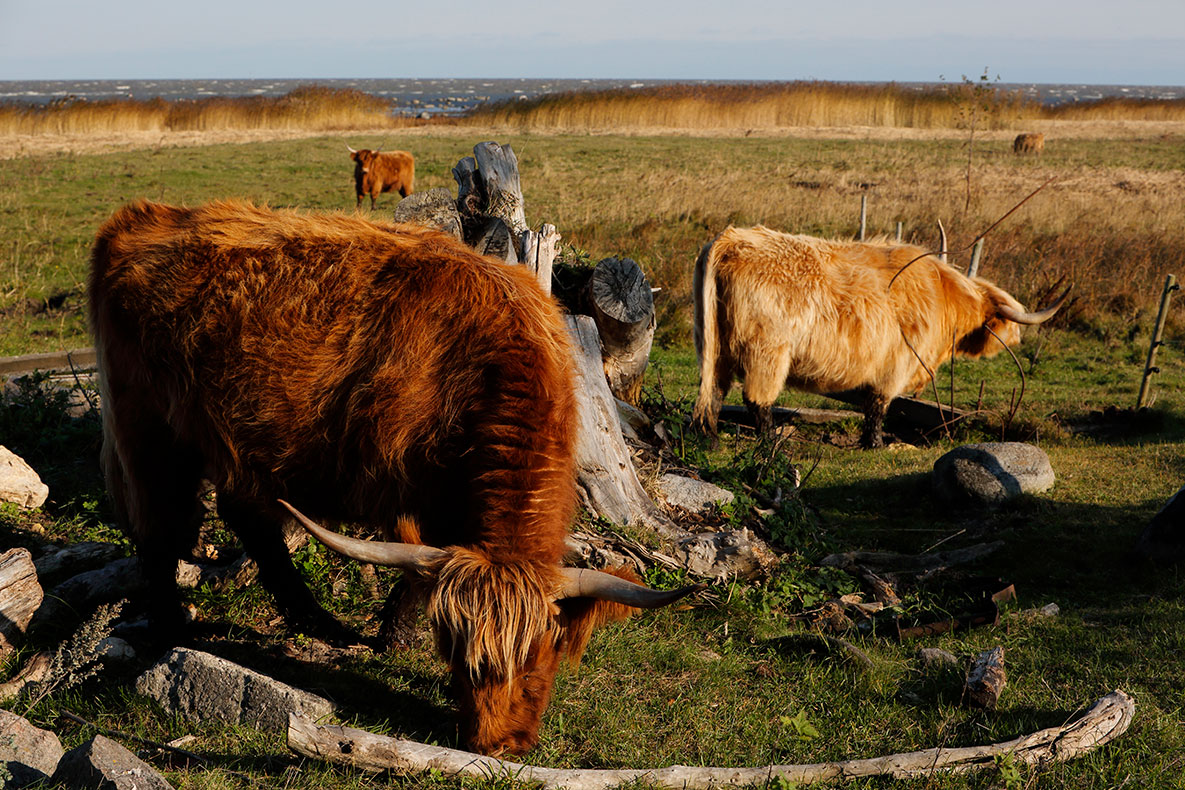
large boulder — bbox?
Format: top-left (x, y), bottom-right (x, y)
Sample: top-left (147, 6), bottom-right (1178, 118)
top-left (932, 442), bottom-right (1055, 507)
top-left (135, 647), bottom-right (335, 732)
top-left (0, 708), bottom-right (63, 787)
top-left (50, 734), bottom-right (174, 790)
top-left (0, 446), bottom-right (48, 509)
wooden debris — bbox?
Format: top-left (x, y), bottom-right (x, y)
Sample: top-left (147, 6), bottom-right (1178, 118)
top-left (288, 690), bottom-right (1135, 787)
top-left (0, 650), bottom-right (51, 701)
top-left (964, 646), bottom-right (1007, 709)
top-left (717, 403), bottom-right (862, 427)
top-left (0, 548), bottom-right (43, 655)
top-left (821, 542), bottom-right (1003, 577)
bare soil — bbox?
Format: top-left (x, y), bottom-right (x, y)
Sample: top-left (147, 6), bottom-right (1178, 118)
top-left (3, 119), bottom-right (1183, 159)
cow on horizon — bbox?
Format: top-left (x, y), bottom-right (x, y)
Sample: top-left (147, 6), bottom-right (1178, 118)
top-left (348, 144), bottom-right (415, 208)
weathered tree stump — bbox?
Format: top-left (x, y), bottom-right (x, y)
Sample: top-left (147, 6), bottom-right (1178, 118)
top-left (472, 141), bottom-right (527, 234)
top-left (567, 315), bottom-right (682, 541)
top-left (587, 257), bottom-right (655, 406)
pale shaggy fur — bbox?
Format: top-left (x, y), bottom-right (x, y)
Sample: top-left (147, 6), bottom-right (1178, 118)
top-left (692, 226), bottom-right (1029, 445)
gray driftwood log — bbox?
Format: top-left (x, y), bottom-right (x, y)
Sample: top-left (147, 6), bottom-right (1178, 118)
top-left (288, 690), bottom-right (1134, 788)
top-left (587, 257), bottom-right (655, 406)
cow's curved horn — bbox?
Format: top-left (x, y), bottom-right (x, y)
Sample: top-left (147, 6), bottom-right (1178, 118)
top-left (996, 285), bottom-right (1073, 325)
top-left (278, 500), bottom-right (447, 570)
top-left (558, 567), bottom-right (705, 608)
top-left (346, 143), bottom-right (357, 153)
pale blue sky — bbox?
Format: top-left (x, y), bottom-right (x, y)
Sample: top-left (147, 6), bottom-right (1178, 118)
top-left (2, 0), bottom-right (1183, 85)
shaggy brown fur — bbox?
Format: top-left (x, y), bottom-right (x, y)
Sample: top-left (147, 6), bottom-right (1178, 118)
top-left (692, 226), bottom-right (1036, 448)
top-left (350, 148), bottom-right (415, 208)
top-left (89, 199), bottom-right (627, 756)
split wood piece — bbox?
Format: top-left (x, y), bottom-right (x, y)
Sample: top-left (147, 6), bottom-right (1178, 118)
top-left (820, 542), bottom-right (1003, 577)
top-left (1, 548), bottom-right (43, 655)
top-left (0, 650), bottom-right (51, 701)
top-left (451, 155), bottom-right (484, 236)
top-left (964, 646), bottom-right (1007, 710)
top-left (520, 224), bottom-right (561, 295)
top-left (567, 315), bottom-right (685, 542)
top-left (587, 257), bottom-right (655, 407)
top-left (472, 142), bottom-right (527, 234)
top-left (288, 690), bottom-right (1135, 788)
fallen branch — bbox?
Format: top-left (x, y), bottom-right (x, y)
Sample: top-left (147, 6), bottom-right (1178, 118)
top-left (288, 690), bottom-right (1134, 788)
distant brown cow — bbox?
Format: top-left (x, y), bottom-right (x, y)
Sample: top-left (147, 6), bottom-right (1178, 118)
top-left (1013, 132), bottom-right (1045, 155)
top-left (691, 227), bottom-right (1070, 448)
top-left (348, 144), bottom-right (415, 208)
top-left (89, 199), bottom-right (697, 756)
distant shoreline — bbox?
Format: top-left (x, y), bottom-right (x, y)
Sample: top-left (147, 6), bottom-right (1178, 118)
top-left (5, 118), bottom-right (1184, 160)
top-left (2, 77), bottom-right (1183, 116)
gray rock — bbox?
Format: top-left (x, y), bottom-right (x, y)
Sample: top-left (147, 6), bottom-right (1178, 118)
top-left (50, 734), bottom-right (174, 789)
top-left (932, 442), bottom-right (1055, 506)
top-left (0, 708), bottom-right (63, 787)
top-left (657, 474), bottom-right (735, 514)
top-left (135, 647), bottom-right (335, 732)
top-left (391, 187), bottom-right (463, 241)
top-left (917, 647), bottom-right (960, 668)
top-left (673, 528), bottom-right (776, 581)
top-left (30, 557), bottom-right (143, 631)
top-left (0, 446), bottom-right (47, 509)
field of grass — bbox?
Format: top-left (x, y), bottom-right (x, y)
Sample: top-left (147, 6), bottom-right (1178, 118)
top-left (2, 117), bottom-right (1185, 788)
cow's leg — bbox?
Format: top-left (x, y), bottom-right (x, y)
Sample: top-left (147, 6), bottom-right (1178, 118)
top-left (217, 495), bottom-right (359, 645)
top-left (102, 410), bottom-right (205, 643)
top-left (861, 389), bottom-right (891, 449)
top-left (741, 345), bottom-right (791, 440)
top-left (744, 396), bottom-right (774, 438)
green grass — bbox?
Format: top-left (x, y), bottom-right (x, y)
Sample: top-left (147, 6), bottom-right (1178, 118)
top-left (3, 129), bottom-right (1185, 788)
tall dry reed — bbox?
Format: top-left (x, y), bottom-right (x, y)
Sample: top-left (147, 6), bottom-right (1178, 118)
top-left (463, 81), bottom-right (1185, 132)
top-left (0, 85), bottom-right (406, 136)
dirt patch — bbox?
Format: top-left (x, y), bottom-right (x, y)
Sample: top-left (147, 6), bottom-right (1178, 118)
top-left (4, 120), bottom-right (1183, 160)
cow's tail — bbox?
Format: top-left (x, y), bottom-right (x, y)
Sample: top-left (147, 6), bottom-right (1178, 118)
top-left (691, 233), bottom-right (725, 436)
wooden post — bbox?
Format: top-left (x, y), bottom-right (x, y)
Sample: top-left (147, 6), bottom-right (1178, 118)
top-left (519, 224), bottom-right (561, 295)
top-left (895, 221), bottom-right (903, 243)
top-left (587, 257), bottom-right (656, 406)
top-left (1, 548), bottom-right (43, 656)
top-left (1137, 274), bottom-right (1179, 409)
top-left (472, 141), bottom-right (527, 234)
top-left (858, 194), bottom-right (868, 241)
top-left (967, 237), bottom-right (984, 278)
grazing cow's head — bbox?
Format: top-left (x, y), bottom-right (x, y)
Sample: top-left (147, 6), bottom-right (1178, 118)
top-left (956, 279), bottom-right (1071, 358)
top-left (347, 144), bottom-right (382, 173)
top-left (280, 501), bottom-right (699, 756)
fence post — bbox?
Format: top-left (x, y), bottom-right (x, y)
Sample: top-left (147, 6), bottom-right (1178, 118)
top-left (859, 194), bottom-right (867, 242)
top-left (1137, 274), bottom-right (1179, 409)
top-left (895, 221), bottom-right (903, 243)
top-left (967, 238), bottom-right (984, 278)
